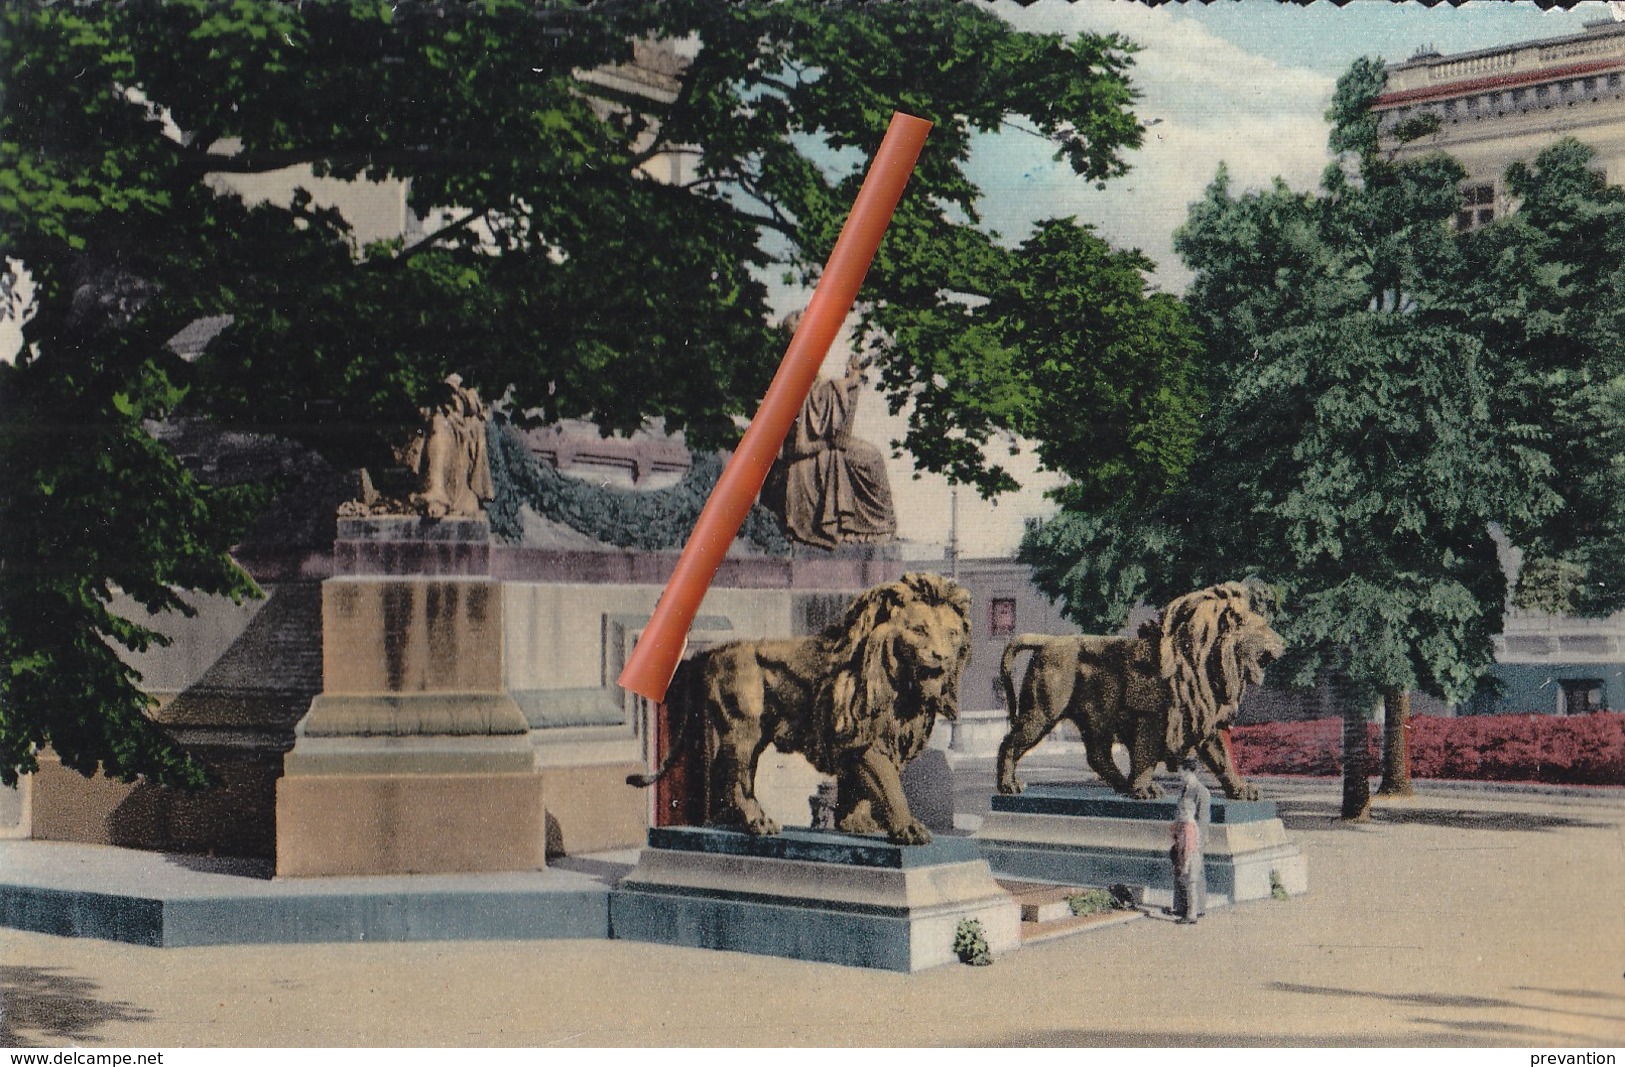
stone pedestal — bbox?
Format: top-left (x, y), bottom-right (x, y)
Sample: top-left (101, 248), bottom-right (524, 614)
top-left (530, 725), bottom-right (647, 857)
top-left (973, 784), bottom-right (1308, 909)
top-left (276, 518), bottom-right (547, 877)
top-left (610, 826), bottom-right (1021, 972)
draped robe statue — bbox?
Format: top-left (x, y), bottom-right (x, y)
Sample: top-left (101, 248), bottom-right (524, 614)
top-left (767, 355), bottom-right (896, 549)
top-left (414, 375), bottom-right (494, 519)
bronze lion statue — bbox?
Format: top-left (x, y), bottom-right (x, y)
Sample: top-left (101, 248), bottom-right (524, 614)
top-left (996, 582), bottom-right (1283, 801)
top-left (629, 572), bottom-right (971, 844)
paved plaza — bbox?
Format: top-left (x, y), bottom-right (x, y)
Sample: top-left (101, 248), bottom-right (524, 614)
top-left (2, 756), bottom-right (1622, 1048)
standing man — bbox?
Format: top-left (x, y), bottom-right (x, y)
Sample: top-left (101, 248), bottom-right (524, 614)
top-left (1169, 755), bottom-right (1211, 924)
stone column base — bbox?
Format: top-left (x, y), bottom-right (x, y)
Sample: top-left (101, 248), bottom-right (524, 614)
top-left (276, 732), bottom-right (546, 877)
top-left (528, 724), bottom-right (649, 856)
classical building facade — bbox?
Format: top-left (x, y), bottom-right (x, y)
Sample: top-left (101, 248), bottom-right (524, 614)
top-left (1374, 19), bottom-right (1625, 229)
top-left (1375, 22), bottom-right (1625, 715)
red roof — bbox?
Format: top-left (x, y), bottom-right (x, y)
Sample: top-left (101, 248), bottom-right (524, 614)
top-left (1373, 58), bottom-right (1624, 110)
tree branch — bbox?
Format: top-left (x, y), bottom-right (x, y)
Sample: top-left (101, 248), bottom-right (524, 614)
top-left (181, 142), bottom-right (445, 181)
top-left (379, 207), bottom-right (487, 268)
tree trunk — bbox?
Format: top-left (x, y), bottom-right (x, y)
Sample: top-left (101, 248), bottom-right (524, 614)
top-left (1340, 694), bottom-right (1372, 822)
top-left (1378, 686), bottom-right (1415, 796)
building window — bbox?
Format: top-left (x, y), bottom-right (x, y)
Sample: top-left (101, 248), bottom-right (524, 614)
top-left (1584, 77), bottom-right (1597, 94)
top-left (1611, 73), bottom-right (1622, 90)
top-left (1457, 184), bottom-right (1495, 231)
top-left (989, 597), bottom-right (1017, 637)
top-left (1559, 679), bottom-right (1606, 715)
top-left (1511, 88), bottom-right (1528, 104)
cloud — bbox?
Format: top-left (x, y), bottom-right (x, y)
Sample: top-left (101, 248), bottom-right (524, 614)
top-left (977, 0), bottom-right (1338, 290)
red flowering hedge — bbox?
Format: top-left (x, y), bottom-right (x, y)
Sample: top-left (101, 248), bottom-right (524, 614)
top-left (1229, 713), bottom-right (1625, 786)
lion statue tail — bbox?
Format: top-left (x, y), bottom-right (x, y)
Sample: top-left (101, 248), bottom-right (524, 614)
top-left (1000, 635), bottom-right (1052, 722)
top-left (625, 657), bottom-right (698, 788)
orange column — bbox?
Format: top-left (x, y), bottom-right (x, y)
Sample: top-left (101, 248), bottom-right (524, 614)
top-left (617, 111), bottom-right (932, 702)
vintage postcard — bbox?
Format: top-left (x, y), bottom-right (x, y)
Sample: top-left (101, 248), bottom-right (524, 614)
top-left (0, 0), bottom-right (1621, 1053)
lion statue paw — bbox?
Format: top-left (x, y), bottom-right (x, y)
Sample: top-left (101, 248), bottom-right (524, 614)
top-left (888, 820), bottom-right (933, 846)
top-left (1228, 781), bottom-right (1261, 802)
top-left (745, 812), bottom-right (782, 836)
top-left (838, 811), bottom-right (883, 836)
top-left (1131, 782), bottom-right (1165, 800)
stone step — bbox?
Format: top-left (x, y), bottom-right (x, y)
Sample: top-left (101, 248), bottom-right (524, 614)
top-left (996, 878), bottom-right (1145, 943)
top-left (998, 879), bottom-right (1085, 923)
top-left (1019, 905), bottom-right (1143, 945)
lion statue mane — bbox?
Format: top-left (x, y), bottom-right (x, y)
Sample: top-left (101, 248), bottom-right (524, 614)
top-left (995, 581), bottom-right (1283, 800)
top-left (629, 572), bottom-right (971, 844)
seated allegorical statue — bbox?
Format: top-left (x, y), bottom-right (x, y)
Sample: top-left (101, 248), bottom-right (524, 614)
top-left (764, 351), bottom-right (897, 550)
top-left (412, 374), bottom-right (494, 519)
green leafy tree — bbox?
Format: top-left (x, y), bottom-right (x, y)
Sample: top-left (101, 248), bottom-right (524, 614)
top-left (1023, 57), bottom-right (1625, 818)
top-left (1453, 140), bottom-right (1625, 619)
top-left (1, 1), bottom-right (1163, 785)
top-left (878, 217), bottom-right (1205, 507)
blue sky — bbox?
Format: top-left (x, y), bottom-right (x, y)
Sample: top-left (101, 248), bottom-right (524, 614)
top-left (973, 0), bottom-right (1612, 290)
top-left (876, 0), bottom-right (1621, 556)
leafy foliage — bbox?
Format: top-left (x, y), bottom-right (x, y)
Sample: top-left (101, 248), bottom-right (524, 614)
top-left (1454, 140), bottom-right (1625, 617)
top-left (957, 220), bottom-right (1205, 508)
top-left (1, 1), bottom-right (1162, 783)
top-left (1021, 59), bottom-right (1625, 798)
top-left (0, 360), bottom-right (261, 787)
top-left (1231, 713), bottom-right (1625, 787)
top-left (952, 917), bottom-right (992, 966)
top-left (1065, 888), bottom-right (1127, 917)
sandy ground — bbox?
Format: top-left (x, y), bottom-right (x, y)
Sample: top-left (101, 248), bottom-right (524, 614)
top-left (2, 772), bottom-right (1622, 1048)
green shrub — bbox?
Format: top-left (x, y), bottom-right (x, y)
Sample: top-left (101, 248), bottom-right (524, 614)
top-left (1066, 889), bottom-right (1118, 916)
top-left (1231, 713), bottom-right (1625, 786)
top-left (953, 918), bottom-right (992, 966)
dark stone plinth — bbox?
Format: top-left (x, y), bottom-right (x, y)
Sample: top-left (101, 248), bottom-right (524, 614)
top-left (334, 516), bottom-right (491, 577)
top-left (992, 783), bottom-right (1278, 824)
top-left (614, 825), bottom-right (1021, 970)
top-left (0, 841), bottom-right (606, 947)
top-left (975, 783), bottom-right (1308, 907)
top-left (646, 825), bottom-right (980, 868)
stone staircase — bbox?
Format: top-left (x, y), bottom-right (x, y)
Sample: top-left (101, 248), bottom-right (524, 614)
top-left (996, 878), bottom-right (1144, 944)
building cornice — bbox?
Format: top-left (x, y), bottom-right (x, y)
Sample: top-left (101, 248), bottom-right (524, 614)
top-left (1387, 21), bottom-right (1625, 77)
top-left (1375, 57), bottom-right (1625, 110)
